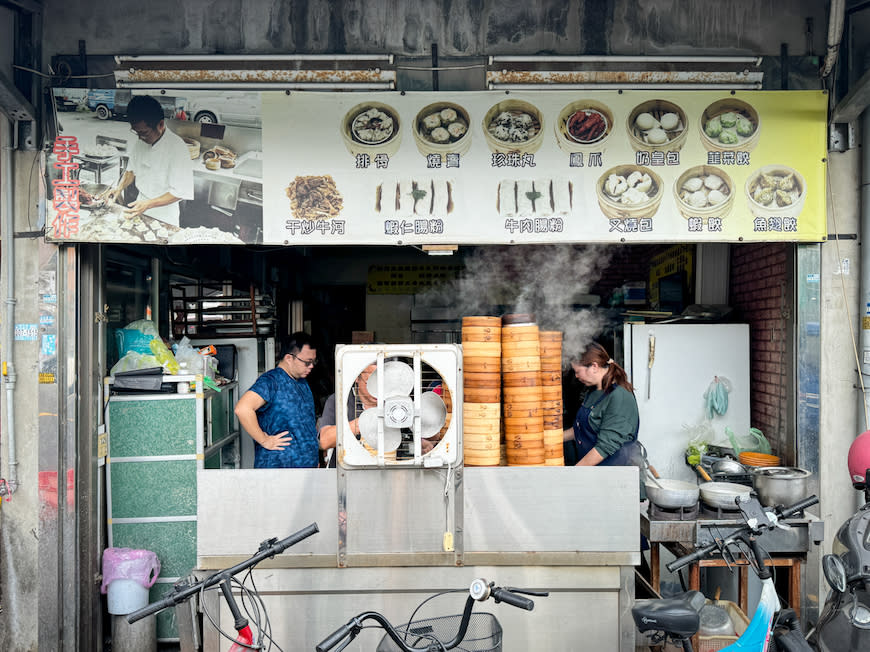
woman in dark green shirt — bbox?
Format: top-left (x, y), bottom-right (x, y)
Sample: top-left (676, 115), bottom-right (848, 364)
top-left (563, 342), bottom-right (640, 467)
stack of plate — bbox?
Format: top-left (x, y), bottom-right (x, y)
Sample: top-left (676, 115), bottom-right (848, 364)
top-left (461, 316), bottom-right (502, 466)
top-left (502, 315), bottom-right (545, 466)
top-left (539, 331), bottom-right (564, 466)
top-left (738, 451), bottom-right (781, 467)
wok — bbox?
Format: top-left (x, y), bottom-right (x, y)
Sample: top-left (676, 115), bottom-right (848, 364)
top-left (699, 481), bottom-right (751, 509)
top-left (645, 478), bottom-right (700, 508)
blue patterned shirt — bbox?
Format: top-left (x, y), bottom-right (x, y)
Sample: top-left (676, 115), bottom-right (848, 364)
top-left (249, 367), bottom-right (318, 468)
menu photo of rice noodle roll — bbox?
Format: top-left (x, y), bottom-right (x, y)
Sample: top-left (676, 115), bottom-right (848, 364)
top-left (497, 178), bottom-right (573, 217)
top-left (375, 178), bottom-right (454, 218)
top-left (285, 175), bottom-right (344, 221)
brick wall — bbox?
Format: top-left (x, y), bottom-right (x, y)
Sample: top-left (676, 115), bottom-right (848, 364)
top-left (729, 243), bottom-right (792, 455)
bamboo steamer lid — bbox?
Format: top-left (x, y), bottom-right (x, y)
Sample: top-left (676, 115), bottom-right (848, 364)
top-left (462, 417), bottom-right (501, 435)
top-left (463, 402), bottom-right (501, 418)
top-left (464, 386), bottom-right (501, 403)
top-left (501, 326), bottom-right (540, 342)
top-left (462, 326), bottom-right (502, 342)
top-left (541, 385), bottom-right (562, 400)
top-left (501, 312), bottom-right (535, 325)
top-left (463, 357), bottom-right (502, 373)
top-left (502, 356), bottom-right (541, 373)
top-left (503, 420), bottom-right (545, 434)
top-left (462, 316), bottom-right (501, 328)
top-left (539, 330), bottom-right (563, 342)
top-left (464, 450), bottom-right (501, 466)
top-left (462, 341), bottom-right (502, 357)
top-left (463, 372), bottom-right (502, 388)
top-left (503, 403), bottom-right (541, 418)
top-left (542, 416), bottom-right (562, 429)
top-left (462, 434), bottom-right (501, 450)
top-left (502, 371), bottom-right (540, 387)
top-left (540, 405), bottom-right (562, 417)
top-left (503, 385), bottom-right (543, 402)
top-left (539, 370), bottom-right (561, 384)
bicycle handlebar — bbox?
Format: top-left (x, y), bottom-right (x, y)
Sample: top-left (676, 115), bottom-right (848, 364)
top-left (126, 522), bottom-right (319, 624)
top-left (315, 582), bottom-right (544, 652)
top-left (666, 495), bottom-right (819, 573)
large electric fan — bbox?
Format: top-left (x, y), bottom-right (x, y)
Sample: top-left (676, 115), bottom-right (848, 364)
top-left (335, 344), bottom-right (462, 468)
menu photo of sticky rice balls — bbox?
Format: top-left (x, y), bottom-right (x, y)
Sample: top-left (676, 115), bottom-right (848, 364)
top-left (285, 175), bottom-right (343, 221)
top-left (375, 178), bottom-right (454, 218)
top-left (626, 99), bottom-right (689, 152)
top-left (497, 178), bottom-right (573, 217)
top-left (595, 165), bottom-right (664, 221)
top-left (744, 165), bottom-right (807, 221)
top-left (340, 102), bottom-right (402, 157)
top-left (482, 99), bottom-right (545, 154)
top-left (413, 102), bottom-right (472, 156)
top-left (673, 166), bottom-right (735, 222)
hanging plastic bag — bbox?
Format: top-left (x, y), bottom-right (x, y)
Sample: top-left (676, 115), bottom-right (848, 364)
top-left (726, 426), bottom-right (772, 455)
top-left (683, 421), bottom-right (714, 466)
top-left (703, 376), bottom-right (732, 420)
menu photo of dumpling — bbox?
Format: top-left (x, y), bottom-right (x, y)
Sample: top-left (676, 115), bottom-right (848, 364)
top-left (497, 178), bottom-right (573, 218)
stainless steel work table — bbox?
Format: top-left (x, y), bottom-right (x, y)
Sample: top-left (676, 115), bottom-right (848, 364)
top-left (640, 505), bottom-right (824, 628)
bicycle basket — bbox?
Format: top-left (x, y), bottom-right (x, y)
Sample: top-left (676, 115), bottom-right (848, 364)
top-left (376, 613), bottom-right (502, 652)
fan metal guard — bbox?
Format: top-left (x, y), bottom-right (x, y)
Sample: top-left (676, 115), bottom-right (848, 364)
top-left (335, 344), bottom-right (462, 468)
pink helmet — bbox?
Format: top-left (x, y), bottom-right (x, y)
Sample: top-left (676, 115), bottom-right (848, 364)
top-left (847, 430), bottom-right (870, 487)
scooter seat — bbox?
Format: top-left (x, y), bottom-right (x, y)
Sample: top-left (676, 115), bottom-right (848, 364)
top-left (632, 590), bottom-right (704, 637)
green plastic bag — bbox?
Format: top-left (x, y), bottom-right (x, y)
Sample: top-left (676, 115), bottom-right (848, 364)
top-left (725, 426), bottom-right (772, 455)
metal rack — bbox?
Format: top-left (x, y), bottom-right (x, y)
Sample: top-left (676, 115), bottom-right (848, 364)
top-left (170, 281), bottom-right (276, 339)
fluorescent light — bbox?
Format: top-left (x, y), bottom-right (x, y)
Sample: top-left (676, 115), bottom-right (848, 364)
top-left (488, 82), bottom-right (762, 91)
top-left (489, 55), bottom-right (762, 65)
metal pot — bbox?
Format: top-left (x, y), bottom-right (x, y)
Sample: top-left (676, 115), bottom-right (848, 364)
top-left (644, 478), bottom-right (699, 508)
top-left (699, 481), bottom-right (752, 509)
top-left (751, 467), bottom-right (811, 507)
top-left (712, 458), bottom-right (746, 475)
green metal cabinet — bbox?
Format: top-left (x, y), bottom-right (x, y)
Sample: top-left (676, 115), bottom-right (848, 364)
top-left (105, 376), bottom-right (239, 641)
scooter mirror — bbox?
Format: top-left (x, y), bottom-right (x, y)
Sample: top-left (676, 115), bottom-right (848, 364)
top-left (823, 553), bottom-right (847, 592)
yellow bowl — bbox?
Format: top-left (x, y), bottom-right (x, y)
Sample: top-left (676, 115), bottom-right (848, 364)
top-left (596, 165), bottom-right (664, 221)
top-left (627, 99), bottom-right (689, 152)
top-left (699, 98), bottom-right (761, 153)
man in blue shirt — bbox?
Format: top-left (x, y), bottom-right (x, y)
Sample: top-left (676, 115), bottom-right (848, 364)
top-left (234, 332), bottom-right (321, 468)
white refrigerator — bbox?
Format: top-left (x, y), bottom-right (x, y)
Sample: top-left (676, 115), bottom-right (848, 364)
top-left (623, 323), bottom-right (751, 484)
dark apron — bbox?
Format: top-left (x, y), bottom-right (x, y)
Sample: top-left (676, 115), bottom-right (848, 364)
top-left (573, 389), bottom-right (640, 467)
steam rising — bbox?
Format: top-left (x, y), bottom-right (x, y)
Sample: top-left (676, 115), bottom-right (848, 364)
top-left (419, 244), bottom-right (614, 363)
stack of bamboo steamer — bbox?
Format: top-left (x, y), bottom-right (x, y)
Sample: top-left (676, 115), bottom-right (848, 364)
top-left (501, 314), bottom-right (546, 465)
top-left (461, 316), bottom-right (502, 465)
top-left (539, 331), bottom-right (565, 465)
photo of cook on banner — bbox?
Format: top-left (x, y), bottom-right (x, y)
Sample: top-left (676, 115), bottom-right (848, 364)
top-left (100, 95), bottom-right (194, 226)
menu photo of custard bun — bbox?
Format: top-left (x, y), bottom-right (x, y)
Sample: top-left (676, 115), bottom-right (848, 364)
top-left (497, 178), bottom-right (573, 217)
top-left (375, 178), bottom-right (454, 218)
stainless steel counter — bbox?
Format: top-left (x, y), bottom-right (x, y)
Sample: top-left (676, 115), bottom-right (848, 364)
top-left (195, 466), bottom-right (641, 651)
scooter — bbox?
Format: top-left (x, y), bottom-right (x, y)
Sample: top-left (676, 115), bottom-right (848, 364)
top-left (807, 469), bottom-right (870, 651)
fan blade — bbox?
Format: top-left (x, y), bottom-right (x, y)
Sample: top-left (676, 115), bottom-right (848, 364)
top-left (367, 360), bottom-right (414, 398)
top-left (358, 407), bottom-right (402, 452)
top-left (419, 391), bottom-right (447, 438)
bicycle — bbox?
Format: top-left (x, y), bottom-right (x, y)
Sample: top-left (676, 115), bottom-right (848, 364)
top-left (632, 494), bottom-right (818, 651)
top-left (316, 578), bottom-right (549, 652)
top-left (126, 522), bottom-right (319, 651)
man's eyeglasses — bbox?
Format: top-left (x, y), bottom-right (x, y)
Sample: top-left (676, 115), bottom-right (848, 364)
top-left (291, 353), bottom-right (318, 368)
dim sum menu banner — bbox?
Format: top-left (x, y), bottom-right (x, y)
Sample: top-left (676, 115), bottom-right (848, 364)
top-left (46, 89), bottom-right (827, 246)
